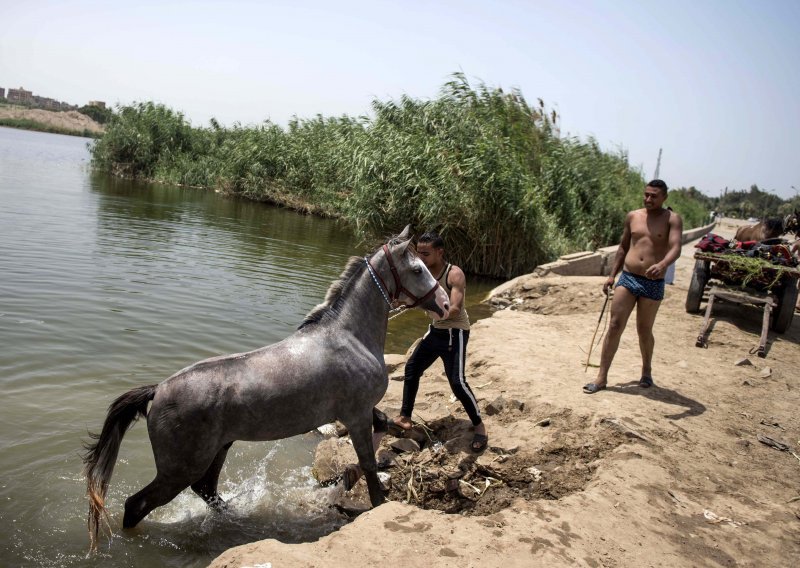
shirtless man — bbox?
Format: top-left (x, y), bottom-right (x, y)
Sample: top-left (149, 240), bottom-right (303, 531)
top-left (583, 179), bottom-right (683, 394)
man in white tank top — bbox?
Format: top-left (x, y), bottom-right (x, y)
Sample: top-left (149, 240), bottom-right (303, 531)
top-left (391, 232), bottom-right (488, 452)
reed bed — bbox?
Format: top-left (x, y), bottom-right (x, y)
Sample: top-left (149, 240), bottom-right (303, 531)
top-left (90, 74), bottom-right (707, 278)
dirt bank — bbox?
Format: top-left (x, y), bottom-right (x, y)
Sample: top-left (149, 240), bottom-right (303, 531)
top-left (211, 218), bottom-right (800, 567)
top-left (0, 106), bottom-right (104, 135)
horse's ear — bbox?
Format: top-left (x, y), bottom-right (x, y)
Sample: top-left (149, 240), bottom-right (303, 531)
top-left (398, 238), bottom-right (413, 255)
top-left (398, 225), bottom-right (412, 241)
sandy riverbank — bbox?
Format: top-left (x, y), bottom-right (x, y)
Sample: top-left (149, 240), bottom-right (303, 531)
top-left (0, 106), bottom-right (104, 136)
top-left (211, 217), bottom-right (800, 567)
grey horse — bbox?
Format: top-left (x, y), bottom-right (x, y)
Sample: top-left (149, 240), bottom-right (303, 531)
top-left (82, 226), bottom-right (450, 548)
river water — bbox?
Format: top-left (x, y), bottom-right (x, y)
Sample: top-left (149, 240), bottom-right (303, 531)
top-left (0, 127), bottom-right (498, 567)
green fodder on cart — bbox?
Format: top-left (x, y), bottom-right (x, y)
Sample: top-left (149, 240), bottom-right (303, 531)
top-left (712, 255), bottom-right (791, 291)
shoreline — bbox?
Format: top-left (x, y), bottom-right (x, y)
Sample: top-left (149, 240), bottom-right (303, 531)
top-left (0, 107), bottom-right (104, 138)
top-left (0, 119), bottom-right (101, 138)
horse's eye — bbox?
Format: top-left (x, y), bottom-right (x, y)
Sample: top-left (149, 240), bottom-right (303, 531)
top-left (413, 266), bottom-right (423, 274)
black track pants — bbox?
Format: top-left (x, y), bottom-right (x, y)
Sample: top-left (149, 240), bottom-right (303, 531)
top-left (401, 325), bottom-right (482, 426)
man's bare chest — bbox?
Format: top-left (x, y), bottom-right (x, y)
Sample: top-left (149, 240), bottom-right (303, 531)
top-left (630, 214), bottom-right (670, 245)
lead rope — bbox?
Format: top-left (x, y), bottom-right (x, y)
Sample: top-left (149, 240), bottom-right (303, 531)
top-left (389, 306), bottom-right (409, 320)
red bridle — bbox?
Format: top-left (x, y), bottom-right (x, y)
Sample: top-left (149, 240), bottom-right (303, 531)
top-left (367, 244), bottom-right (442, 309)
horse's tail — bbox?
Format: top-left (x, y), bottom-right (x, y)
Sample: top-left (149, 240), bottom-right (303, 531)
top-left (82, 384), bottom-right (157, 550)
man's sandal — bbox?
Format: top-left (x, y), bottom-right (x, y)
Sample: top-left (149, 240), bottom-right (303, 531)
top-left (582, 383), bottom-right (606, 394)
top-left (471, 433), bottom-right (489, 452)
top-left (388, 417), bottom-right (412, 436)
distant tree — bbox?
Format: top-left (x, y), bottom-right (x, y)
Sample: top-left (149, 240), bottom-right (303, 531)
top-left (711, 184), bottom-right (788, 218)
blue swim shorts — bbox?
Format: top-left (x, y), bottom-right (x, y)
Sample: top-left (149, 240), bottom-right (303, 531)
top-left (616, 270), bottom-right (665, 301)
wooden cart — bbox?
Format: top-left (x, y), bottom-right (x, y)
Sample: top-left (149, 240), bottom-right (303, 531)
top-left (686, 251), bottom-right (800, 357)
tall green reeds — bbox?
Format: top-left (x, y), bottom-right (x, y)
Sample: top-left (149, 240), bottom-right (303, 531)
top-left (90, 74), bottom-right (708, 278)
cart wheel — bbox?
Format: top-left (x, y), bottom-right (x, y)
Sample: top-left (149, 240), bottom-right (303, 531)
top-left (772, 279), bottom-right (798, 333)
top-left (685, 260), bottom-right (709, 313)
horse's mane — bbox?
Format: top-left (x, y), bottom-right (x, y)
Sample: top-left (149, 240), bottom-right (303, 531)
top-left (764, 217), bottom-right (784, 234)
top-left (298, 256), bottom-right (365, 329)
top-left (297, 233), bottom-right (415, 329)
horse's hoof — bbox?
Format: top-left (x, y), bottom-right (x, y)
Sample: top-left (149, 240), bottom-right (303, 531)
top-left (209, 495), bottom-right (228, 512)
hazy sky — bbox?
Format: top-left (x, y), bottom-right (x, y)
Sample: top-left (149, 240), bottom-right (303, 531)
top-left (2, 0), bottom-right (798, 198)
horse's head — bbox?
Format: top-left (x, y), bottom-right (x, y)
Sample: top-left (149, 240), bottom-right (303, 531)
top-left (763, 216), bottom-right (785, 239)
top-left (374, 225), bottom-right (450, 319)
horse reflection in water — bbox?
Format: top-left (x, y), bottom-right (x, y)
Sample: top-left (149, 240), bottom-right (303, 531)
top-left (82, 226), bottom-right (449, 548)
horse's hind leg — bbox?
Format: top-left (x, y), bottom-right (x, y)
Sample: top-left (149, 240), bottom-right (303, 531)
top-left (191, 442), bottom-right (233, 510)
top-left (123, 475), bottom-right (190, 528)
top-left (348, 414), bottom-right (385, 507)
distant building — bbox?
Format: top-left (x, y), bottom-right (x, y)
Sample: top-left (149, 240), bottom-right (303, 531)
top-left (33, 95), bottom-right (63, 110)
top-left (2, 86), bottom-right (83, 110)
top-left (87, 100), bottom-right (106, 109)
top-left (8, 87), bottom-right (33, 104)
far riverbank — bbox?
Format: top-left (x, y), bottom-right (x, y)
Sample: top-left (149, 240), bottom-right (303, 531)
top-left (0, 106), bottom-right (104, 138)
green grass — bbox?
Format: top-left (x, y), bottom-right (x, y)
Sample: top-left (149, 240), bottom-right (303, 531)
top-left (712, 255), bottom-right (792, 290)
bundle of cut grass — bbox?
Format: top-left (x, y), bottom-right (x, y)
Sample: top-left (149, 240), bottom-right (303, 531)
top-left (712, 254), bottom-right (792, 290)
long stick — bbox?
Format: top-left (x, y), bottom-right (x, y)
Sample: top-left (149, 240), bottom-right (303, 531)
top-left (584, 291), bottom-right (610, 372)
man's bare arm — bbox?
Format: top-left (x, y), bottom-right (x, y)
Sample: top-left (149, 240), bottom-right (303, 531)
top-left (446, 266), bottom-right (467, 318)
top-left (665, 213), bottom-right (684, 265)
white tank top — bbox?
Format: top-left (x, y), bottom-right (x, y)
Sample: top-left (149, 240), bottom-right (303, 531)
top-left (432, 264), bottom-right (470, 331)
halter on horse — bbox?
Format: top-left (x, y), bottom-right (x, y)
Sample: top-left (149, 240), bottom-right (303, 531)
top-left (784, 209), bottom-right (800, 238)
top-left (82, 226), bottom-right (449, 549)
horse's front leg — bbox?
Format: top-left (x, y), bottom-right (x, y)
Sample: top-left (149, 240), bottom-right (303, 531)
top-left (371, 407), bottom-right (389, 452)
top-left (346, 411), bottom-right (385, 507)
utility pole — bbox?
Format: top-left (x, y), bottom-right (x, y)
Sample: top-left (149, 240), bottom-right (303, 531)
top-left (654, 148), bottom-right (662, 179)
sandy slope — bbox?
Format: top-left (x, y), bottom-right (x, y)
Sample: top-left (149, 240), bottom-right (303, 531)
top-left (211, 218), bottom-right (800, 568)
top-left (0, 107), bottom-right (104, 134)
